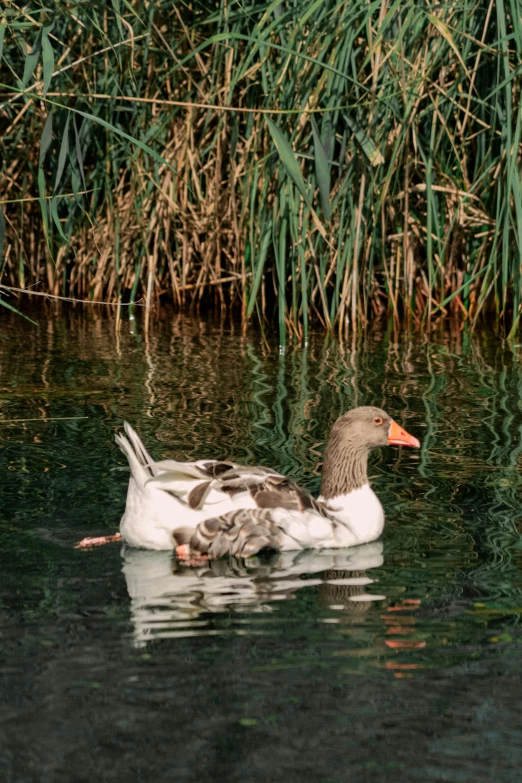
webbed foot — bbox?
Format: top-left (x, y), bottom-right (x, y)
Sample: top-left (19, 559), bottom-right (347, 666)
top-left (175, 543), bottom-right (209, 566)
top-left (74, 533), bottom-right (122, 549)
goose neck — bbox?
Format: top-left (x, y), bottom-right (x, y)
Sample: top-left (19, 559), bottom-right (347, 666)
top-left (320, 440), bottom-right (369, 499)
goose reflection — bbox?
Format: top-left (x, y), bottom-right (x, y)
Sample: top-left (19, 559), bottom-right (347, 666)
top-left (122, 542), bottom-right (385, 647)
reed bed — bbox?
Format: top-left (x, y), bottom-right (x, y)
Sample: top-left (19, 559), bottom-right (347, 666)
top-left (0, 0), bottom-right (521, 339)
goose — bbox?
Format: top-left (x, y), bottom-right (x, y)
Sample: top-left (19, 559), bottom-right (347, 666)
top-left (75, 406), bottom-right (419, 557)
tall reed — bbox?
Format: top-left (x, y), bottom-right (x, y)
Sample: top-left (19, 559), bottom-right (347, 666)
top-left (1, 0), bottom-right (521, 338)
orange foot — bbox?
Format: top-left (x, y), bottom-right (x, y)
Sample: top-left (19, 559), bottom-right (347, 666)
top-left (175, 543), bottom-right (209, 567)
top-left (74, 533), bottom-right (122, 549)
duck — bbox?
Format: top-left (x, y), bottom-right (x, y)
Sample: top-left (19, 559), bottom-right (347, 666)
top-left (76, 406), bottom-right (419, 557)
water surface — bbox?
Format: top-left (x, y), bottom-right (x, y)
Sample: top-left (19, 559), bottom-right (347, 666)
top-left (1, 309), bottom-right (522, 782)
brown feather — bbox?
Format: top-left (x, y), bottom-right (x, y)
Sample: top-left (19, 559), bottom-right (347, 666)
top-left (172, 526), bottom-right (194, 545)
top-left (202, 461), bottom-right (235, 478)
top-left (220, 483), bottom-right (248, 497)
top-left (188, 480), bottom-right (212, 510)
top-left (250, 489), bottom-right (293, 509)
top-left (248, 476), bottom-right (327, 516)
top-left (189, 508), bottom-right (283, 559)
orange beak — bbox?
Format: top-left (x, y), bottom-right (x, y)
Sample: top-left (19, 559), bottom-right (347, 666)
top-left (388, 420), bottom-right (420, 448)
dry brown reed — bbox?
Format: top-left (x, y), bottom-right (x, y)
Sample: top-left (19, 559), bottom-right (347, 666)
top-left (1, 0), bottom-right (521, 340)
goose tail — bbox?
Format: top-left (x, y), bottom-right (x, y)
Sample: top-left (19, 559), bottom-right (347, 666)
top-left (115, 422), bottom-right (155, 488)
top-left (175, 509), bottom-right (284, 559)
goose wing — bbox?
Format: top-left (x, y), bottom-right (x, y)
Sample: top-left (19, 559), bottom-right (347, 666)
top-left (178, 485), bottom-right (335, 559)
top-left (148, 461), bottom-right (326, 515)
top-left (182, 508), bottom-right (284, 559)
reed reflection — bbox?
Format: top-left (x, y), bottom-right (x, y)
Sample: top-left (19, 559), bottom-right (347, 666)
top-left (2, 309), bottom-right (522, 653)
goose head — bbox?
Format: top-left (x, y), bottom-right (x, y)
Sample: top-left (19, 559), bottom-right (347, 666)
top-left (321, 406), bottom-right (420, 498)
top-left (330, 406), bottom-right (420, 452)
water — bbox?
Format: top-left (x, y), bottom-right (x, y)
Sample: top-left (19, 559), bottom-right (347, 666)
top-left (1, 308), bottom-right (522, 782)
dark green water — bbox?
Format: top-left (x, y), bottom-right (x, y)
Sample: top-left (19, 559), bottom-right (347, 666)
top-left (1, 309), bottom-right (522, 782)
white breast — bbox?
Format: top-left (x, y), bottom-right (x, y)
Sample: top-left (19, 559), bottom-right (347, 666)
top-left (318, 483), bottom-right (385, 547)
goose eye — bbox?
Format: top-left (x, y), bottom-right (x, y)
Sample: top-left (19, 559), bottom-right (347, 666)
top-left (373, 416), bottom-right (383, 425)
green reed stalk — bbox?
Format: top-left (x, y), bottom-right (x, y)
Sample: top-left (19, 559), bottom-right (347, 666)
top-left (1, 0), bottom-right (522, 338)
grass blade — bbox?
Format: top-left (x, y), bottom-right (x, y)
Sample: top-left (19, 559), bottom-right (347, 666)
top-left (311, 116), bottom-right (332, 220)
top-left (266, 117), bottom-right (327, 239)
top-left (0, 203), bottom-right (4, 264)
top-left (0, 297), bottom-right (38, 324)
top-left (247, 227), bottom-right (272, 318)
top-left (73, 116), bottom-right (87, 193)
top-left (54, 112), bottom-right (70, 192)
top-left (343, 114), bottom-right (384, 167)
top-left (266, 117), bottom-right (310, 204)
top-left (0, 19), bottom-right (6, 63)
top-left (22, 32), bottom-right (42, 88)
top-left (41, 22), bottom-right (55, 97)
top-left (39, 110), bottom-right (53, 167)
